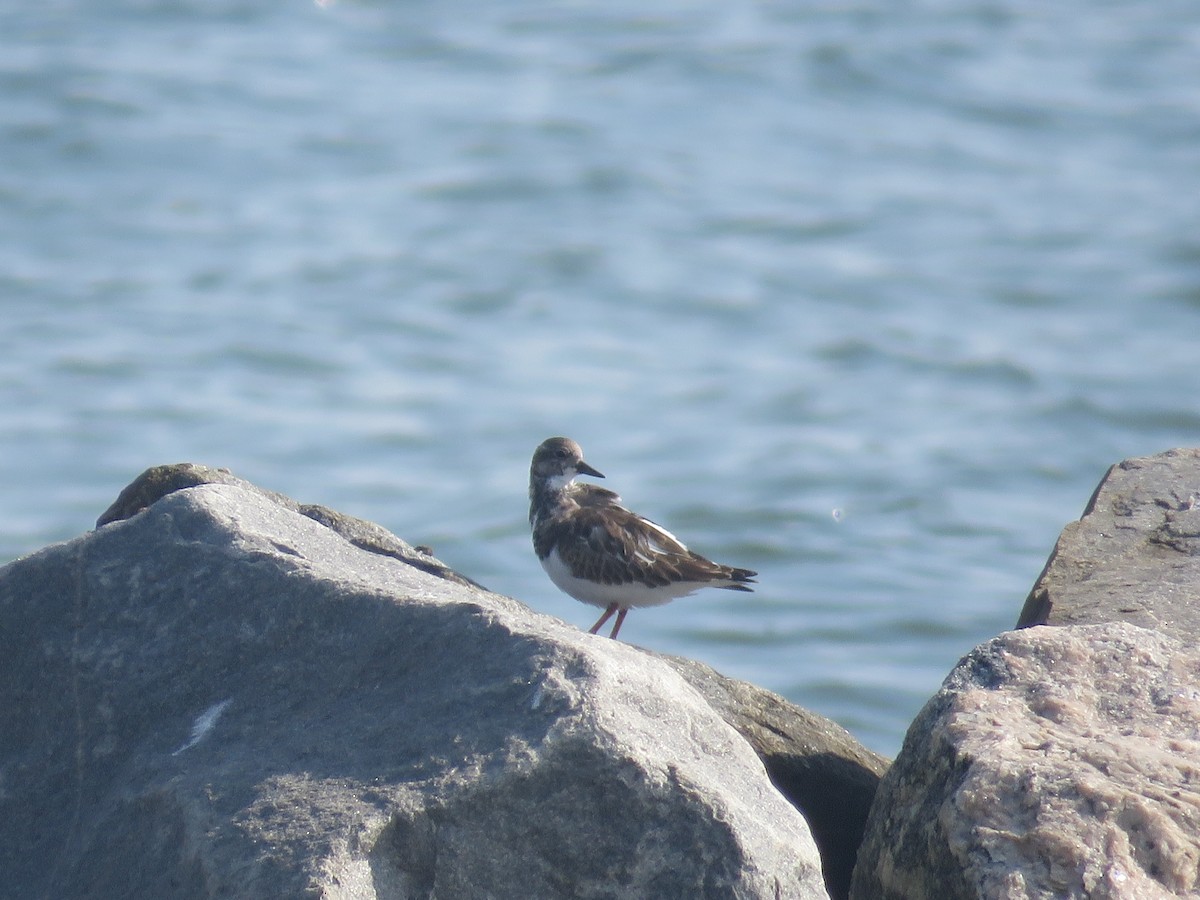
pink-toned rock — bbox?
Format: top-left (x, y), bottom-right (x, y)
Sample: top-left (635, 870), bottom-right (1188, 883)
top-left (851, 623), bottom-right (1200, 900)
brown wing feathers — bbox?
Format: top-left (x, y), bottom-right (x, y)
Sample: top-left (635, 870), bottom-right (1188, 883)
top-left (556, 505), bottom-right (755, 590)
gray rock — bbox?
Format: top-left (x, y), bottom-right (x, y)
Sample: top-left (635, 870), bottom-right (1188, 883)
top-left (851, 623), bottom-right (1200, 899)
top-left (1, 479), bottom-right (830, 899)
top-left (1017, 448), bottom-right (1200, 642)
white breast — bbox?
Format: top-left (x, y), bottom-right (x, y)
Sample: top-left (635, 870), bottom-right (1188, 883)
top-left (540, 547), bottom-right (708, 609)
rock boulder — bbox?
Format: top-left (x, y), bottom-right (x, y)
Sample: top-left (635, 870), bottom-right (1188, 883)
top-left (0, 471), bottom-right (846, 899)
top-left (1017, 448), bottom-right (1200, 642)
top-left (854, 448), bottom-right (1200, 899)
top-left (851, 623), bottom-right (1200, 899)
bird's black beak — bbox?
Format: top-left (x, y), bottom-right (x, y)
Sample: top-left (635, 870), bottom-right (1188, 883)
top-left (576, 461), bottom-right (604, 479)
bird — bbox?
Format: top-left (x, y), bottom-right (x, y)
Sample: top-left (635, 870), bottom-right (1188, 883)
top-left (528, 436), bottom-right (757, 639)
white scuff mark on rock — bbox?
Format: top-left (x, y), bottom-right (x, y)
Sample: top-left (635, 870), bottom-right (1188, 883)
top-left (173, 699), bottom-right (232, 756)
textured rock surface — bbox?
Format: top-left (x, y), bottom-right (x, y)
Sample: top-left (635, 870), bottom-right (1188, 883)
top-left (850, 623), bottom-right (1200, 900)
top-left (1017, 448), bottom-right (1200, 642)
top-left (97, 461), bottom-right (481, 588)
top-left (661, 656), bottom-right (888, 900)
top-left (1, 476), bottom-right (836, 899)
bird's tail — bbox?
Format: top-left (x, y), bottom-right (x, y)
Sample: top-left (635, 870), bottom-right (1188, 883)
top-left (720, 566), bottom-right (757, 591)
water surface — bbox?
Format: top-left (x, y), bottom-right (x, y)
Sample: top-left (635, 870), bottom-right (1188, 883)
top-left (3, 0), bottom-right (1199, 754)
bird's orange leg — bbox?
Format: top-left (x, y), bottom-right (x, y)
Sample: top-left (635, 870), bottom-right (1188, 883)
top-left (609, 608), bottom-right (629, 639)
top-left (588, 603), bottom-right (619, 634)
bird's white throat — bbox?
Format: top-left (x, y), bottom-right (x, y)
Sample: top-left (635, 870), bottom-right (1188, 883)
top-left (543, 471), bottom-right (577, 492)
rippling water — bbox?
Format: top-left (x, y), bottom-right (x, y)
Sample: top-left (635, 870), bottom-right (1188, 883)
top-left (3, 0), bottom-right (1199, 754)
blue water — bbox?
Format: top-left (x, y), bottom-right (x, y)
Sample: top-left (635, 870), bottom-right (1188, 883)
top-left (3, 0), bottom-right (1199, 755)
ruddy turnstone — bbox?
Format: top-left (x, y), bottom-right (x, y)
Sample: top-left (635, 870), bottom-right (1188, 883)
top-left (528, 436), bottom-right (757, 639)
